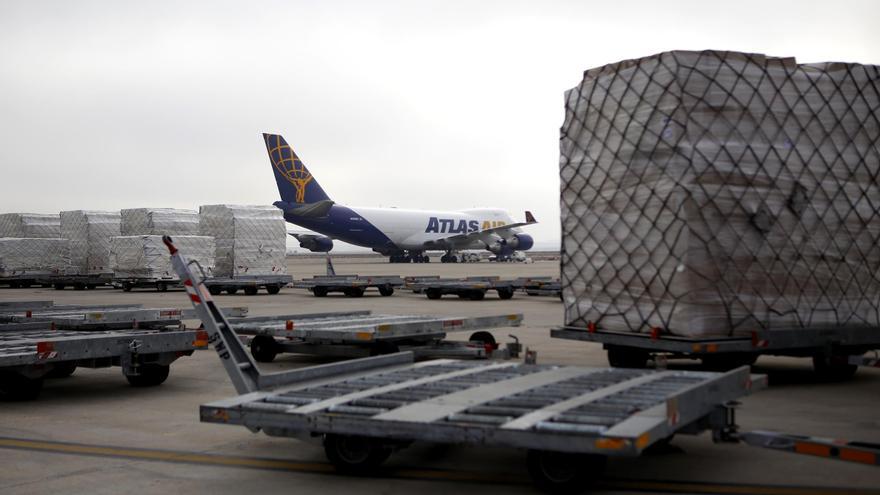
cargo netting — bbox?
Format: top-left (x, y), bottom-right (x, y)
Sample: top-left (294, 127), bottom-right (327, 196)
top-left (0, 213), bottom-right (61, 238)
top-left (121, 208), bottom-right (200, 236)
top-left (560, 50), bottom-right (880, 338)
top-left (110, 235), bottom-right (215, 279)
top-left (60, 210), bottom-right (121, 275)
top-left (199, 205), bottom-right (287, 277)
top-left (0, 238), bottom-right (69, 278)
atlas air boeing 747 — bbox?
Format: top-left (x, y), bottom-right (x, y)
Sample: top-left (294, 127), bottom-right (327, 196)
top-left (263, 133), bottom-right (536, 263)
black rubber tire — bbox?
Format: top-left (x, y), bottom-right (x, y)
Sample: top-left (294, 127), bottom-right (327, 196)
top-left (122, 283), bottom-right (133, 292)
top-left (9, 282), bottom-right (20, 288)
top-left (46, 362), bottom-right (77, 379)
top-left (701, 353), bottom-right (759, 371)
top-left (324, 434), bottom-right (392, 475)
top-left (73, 283), bottom-right (86, 291)
top-left (423, 256), bottom-right (430, 263)
top-left (0, 372), bottom-right (44, 400)
top-left (370, 341), bottom-right (400, 356)
top-left (813, 354), bottom-right (859, 381)
top-left (526, 449), bottom-right (606, 494)
top-left (244, 286), bottom-right (259, 296)
top-left (313, 287), bottom-right (328, 297)
top-left (469, 331), bottom-right (497, 348)
top-left (208, 286), bottom-right (222, 295)
top-left (344, 287), bottom-right (365, 298)
top-left (226, 288), bottom-right (239, 295)
top-left (86, 284), bottom-right (97, 290)
top-left (607, 345), bottom-right (649, 369)
top-left (54, 283), bottom-right (65, 290)
top-left (378, 285), bottom-right (394, 297)
top-left (468, 290), bottom-right (486, 301)
top-left (496, 287), bottom-right (514, 300)
top-left (426, 288), bottom-right (442, 300)
top-left (250, 336), bottom-right (279, 363)
top-left (266, 284), bottom-right (281, 295)
top-left (157, 282), bottom-right (168, 292)
top-left (19, 282), bottom-right (32, 288)
top-left (125, 364), bottom-right (170, 387)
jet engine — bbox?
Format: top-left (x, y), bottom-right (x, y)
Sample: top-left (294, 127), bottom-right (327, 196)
top-left (487, 233), bottom-right (534, 254)
top-left (295, 234), bottom-right (334, 252)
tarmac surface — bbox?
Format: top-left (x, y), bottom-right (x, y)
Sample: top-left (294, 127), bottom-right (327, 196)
top-left (1, 255), bottom-right (879, 494)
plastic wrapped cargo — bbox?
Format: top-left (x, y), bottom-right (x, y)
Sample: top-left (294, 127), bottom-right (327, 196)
top-left (0, 238), bottom-right (69, 278)
top-left (60, 210), bottom-right (121, 275)
top-left (120, 208), bottom-right (200, 236)
top-left (110, 235), bottom-right (215, 279)
top-left (199, 205), bottom-right (287, 277)
top-left (0, 213), bottom-right (61, 238)
top-left (560, 50), bottom-right (880, 338)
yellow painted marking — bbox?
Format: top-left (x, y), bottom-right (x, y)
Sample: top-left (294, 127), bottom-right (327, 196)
top-left (0, 437), bottom-right (868, 494)
top-left (355, 331), bottom-right (373, 341)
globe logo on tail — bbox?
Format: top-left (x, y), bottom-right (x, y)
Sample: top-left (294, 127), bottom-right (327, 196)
top-left (268, 140), bottom-right (313, 203)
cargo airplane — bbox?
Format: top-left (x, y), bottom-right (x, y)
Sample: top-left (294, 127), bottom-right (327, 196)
top-left (263, 133), bottom-right (536, 263)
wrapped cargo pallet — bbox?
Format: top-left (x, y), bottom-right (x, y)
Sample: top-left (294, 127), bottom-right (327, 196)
top-left (0, 213), bottom-right (61, 238)
top-left (199, 205), bottom-right (287, 277)
top-left (110, 235), bottom-right (215, 279)
top-left (0, 238), bottom-right (69, 278)
top-left (60, 210), bottom-right (121, 275)
top-left (560, 50), bottom-right (880, 338)
top-left (120, 208), bottom-right (200, 236)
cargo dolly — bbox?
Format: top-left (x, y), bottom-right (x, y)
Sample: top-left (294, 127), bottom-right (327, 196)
top-left (514, 277), bottom-right (563, 299)
top-left (0, 302), bottom-right (248, 330)
top-left (226, 310), bottom-right (524, 362)
top-left (40, 274), bottom-right (114, 290)
top-left (406, 276), bottom-right (518, 300)
top-left (550, 324), bottom-right (880, 380)
top-left (292, 275), bottom-right (404, 298)
top-left (115, 276), bottom-right (182, 292)
top-left (203, 274), bottom-right (293, 296)
top-left (164, 235), bottom-right (791, 491)
top-left (0, 323), bottom-right (209, 400)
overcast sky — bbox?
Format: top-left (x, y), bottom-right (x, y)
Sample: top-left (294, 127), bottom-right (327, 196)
top-left (1, 0), bottom-right (878, 251)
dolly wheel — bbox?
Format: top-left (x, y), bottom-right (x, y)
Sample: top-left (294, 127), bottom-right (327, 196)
top-left (426, 288), bottom-right (442, 300)
top-left (53, 283), bottom-right (65, 290)
top-left (226, 288), bottom-right (239, 295)
top-left (207, 286), bottom-right (222, 295)
top-left (469, 331), bottom-right (497, 349)
top-left (496, 287), bottom-right (514, 300)
top-left (46, 362), bottom-right (77, 379)
top-left (378, 285), bottom-right (394, 297)
top-left (0, 372), bottom-right (44, 400)
top-left (251, 335), bottom-right (279, 363)
top-left (324, 434), bottom-right (392, 475)
top-left (244, 286), bottom-right (259, 296)
top-left (526, 450), bottom-right (606, 494)
top-left (157, 282), bottom-right (168, 292)
top-left (813, 354), bottom-right (859, 381)
top-left (606, 346), bottom-right (648, 369)
top-left (265, 284), bottom-right (281, 295)
top-left (125, 364), bottom-right (170, 387)
top-left (313, 287), bottom-right (328, 297)
top-left (468, 290), bottom-right (486, 301)
top-left (701, 353), bottom-right (758, 371)
top-left (344, 287), bottom-right (365, 298)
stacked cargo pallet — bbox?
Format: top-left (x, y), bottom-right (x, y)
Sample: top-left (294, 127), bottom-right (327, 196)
top-left (559, 50), bottom-right (880, 338)
top-left (0, 213), bottom-right (68, 286)
top-left (60, 210), bottom-right (121, 277)
top-left (110, 208), bottom-right (214, 290)
top-left (199, 205), bottom-right (287, 277)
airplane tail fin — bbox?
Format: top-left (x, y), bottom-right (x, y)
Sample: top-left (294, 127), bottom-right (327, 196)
top-left (263, 133), bottom-right (330, 205)
top-left (525, 211), bottom-right (537, 224)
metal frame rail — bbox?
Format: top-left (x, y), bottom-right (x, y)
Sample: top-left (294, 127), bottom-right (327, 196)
top-left (0, 305), bottom-right (248, 330)
top-left (227, 311), bottom-right (523, 362)
top-left (114, 276), bottom-right (182, 292)
top-left (292, 275), bottom-right (404, 298)
top-left (203, 275), bottom-right (293, 296)
top-left (163, 235), bottom-right (773, 491)
top-left (513, 277), bottom-right (562, 298)
top-left (406, 277), bottom-right (519, 301)
top-left (551, 325), bottom-right (880, 379)
top-left (39, 274), bottom-right (114, 290)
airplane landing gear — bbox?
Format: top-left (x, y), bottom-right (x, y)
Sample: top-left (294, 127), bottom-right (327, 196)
top-left (389, 252), bottom-right (430, 263)
top-left (440, 252), bottom-right (459, 263)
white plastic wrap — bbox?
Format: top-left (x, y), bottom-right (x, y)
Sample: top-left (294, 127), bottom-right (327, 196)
top-left (120, 208), bottom-right (200, 235)
top-left (0, 213), bottom-right (61, 238)
top-left (60, 210), bottom-right (121, 275)
top-left (110, 235), bottom-right (215, 279)
top-left (560, 50), bottom-right (880, 338)
top-left (199, 205), bottom-right (287, 277)
top-left (0, 238), bottom-right (69, 277)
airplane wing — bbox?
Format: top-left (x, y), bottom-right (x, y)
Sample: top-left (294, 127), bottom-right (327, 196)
top-left (422, 211), bottom-right (537, 250)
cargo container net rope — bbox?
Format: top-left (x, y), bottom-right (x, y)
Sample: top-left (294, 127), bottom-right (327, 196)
top-left (559, 50), bottom-right (880, 337)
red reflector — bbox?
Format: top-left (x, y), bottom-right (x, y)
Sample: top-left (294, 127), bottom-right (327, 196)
top-left (195, 330), bottom-right (209, 341)
top-left (285, 320), bottom-right (293, 331)
top-left (37, 341), bottom-right (55, 353)
top-left (650, 327), bottom-right (661, 340)
top-left (751, 331), bottom-right (758, 347)
top-left (26, 310), bottom-right (32, 318)
top-left (587, 321), bottom-right (596, 333)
